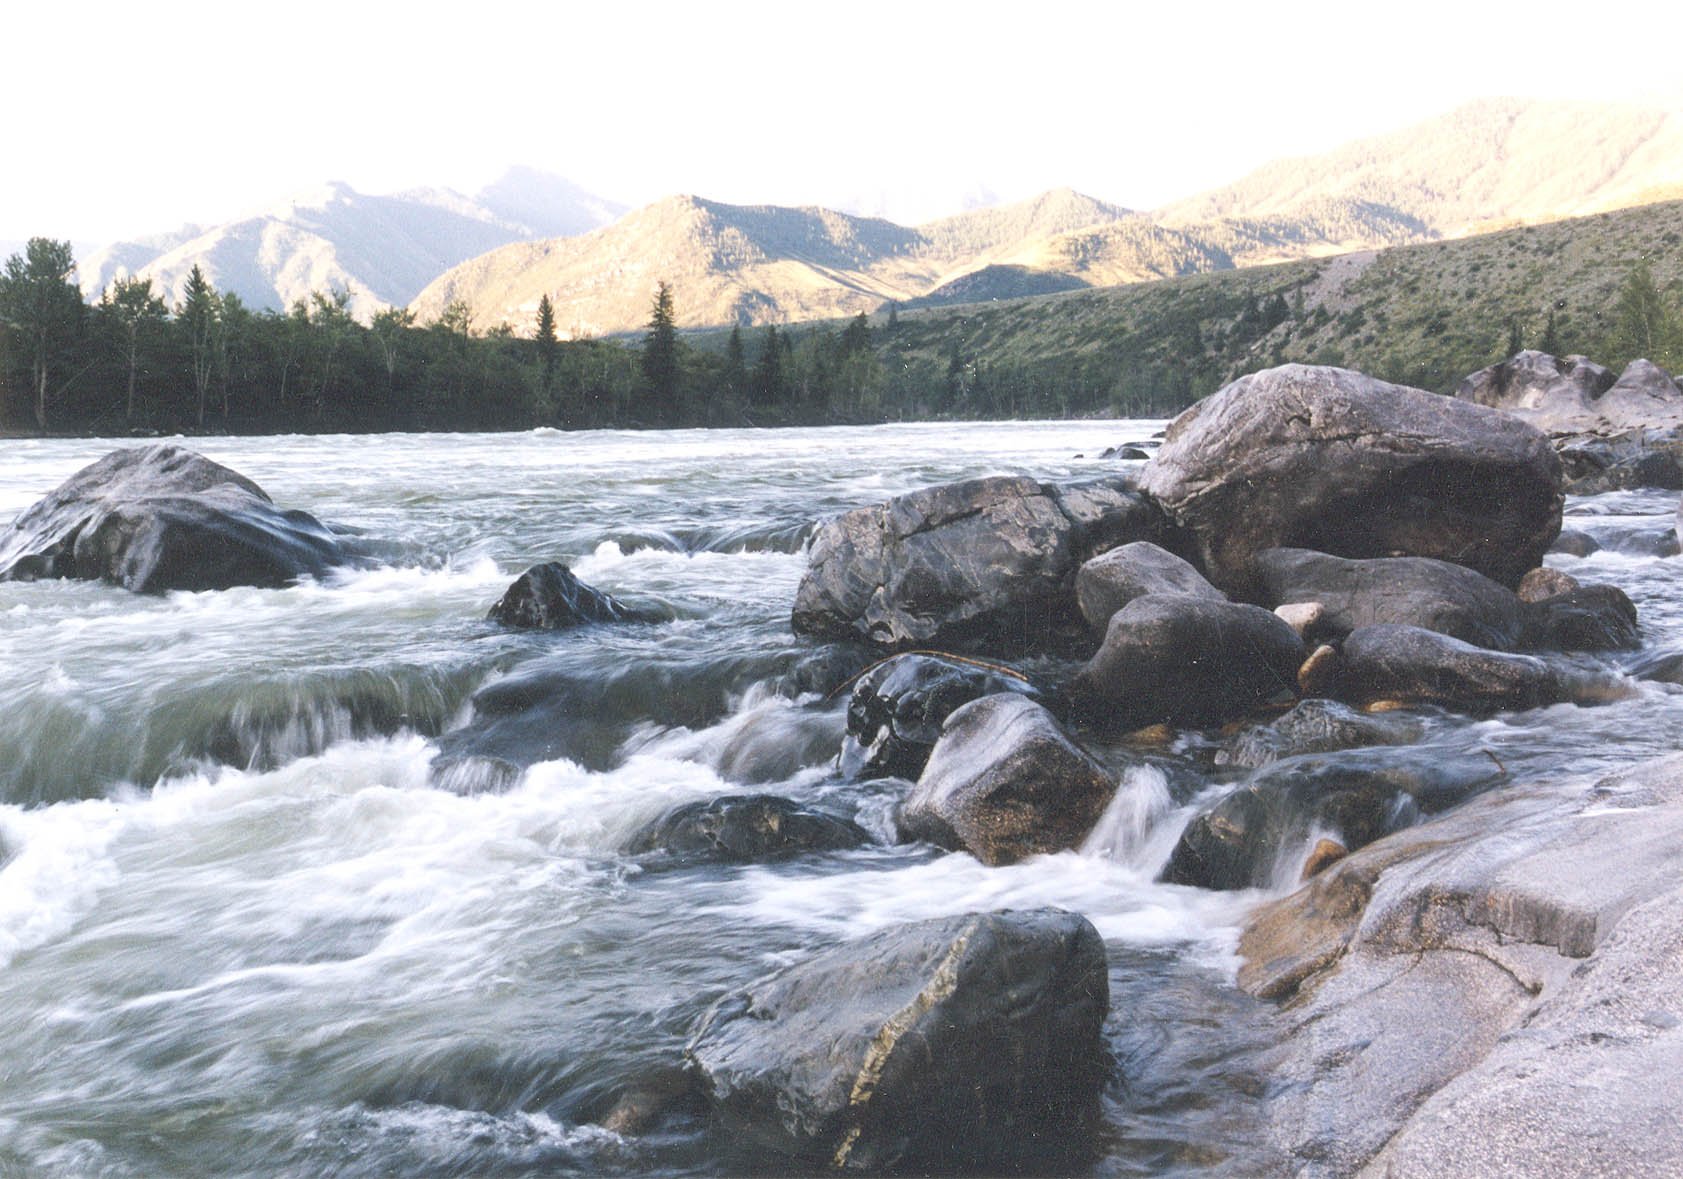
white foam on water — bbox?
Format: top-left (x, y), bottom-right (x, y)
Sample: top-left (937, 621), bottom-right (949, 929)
top-left (0, 797), bottom-right (126, 968)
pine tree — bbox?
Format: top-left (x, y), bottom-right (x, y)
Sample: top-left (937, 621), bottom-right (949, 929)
top-left (177, 264), bottom-right (219, 428)
top-left (752, 323), bottom-right (782, 408)
top-left (1542, 307), bottom-right (1562, 356)
top-left (1605, 261), bottom-right (1682, 370)
top-left (534, 293), bottom-right (560, 405)
top-left (0, 238), bottom-right (83, 430)
top-left (641, 282), bottom-right (679, 423)
top-left (724, 325), bottom-right (747, 416)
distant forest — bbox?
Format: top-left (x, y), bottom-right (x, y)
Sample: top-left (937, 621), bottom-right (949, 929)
top-left (2, 228), bottom-right (1680, 436)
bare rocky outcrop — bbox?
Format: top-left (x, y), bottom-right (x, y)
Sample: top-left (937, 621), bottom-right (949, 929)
top-left (790, 474), bottom-right (1158, 649)
top-left (1454, 350), bottom-right (1616, 433)
top-left (897, 694), bottom-right (1115, 865)
top-left (686, 908), bottom-right (1109, 1173)
top-left (0, 444), bottom-right (356, 594)
top-left (1238, 753), bottom-right (1683, 1176)
top-left (1138, 365), bottom-right (1563, 594)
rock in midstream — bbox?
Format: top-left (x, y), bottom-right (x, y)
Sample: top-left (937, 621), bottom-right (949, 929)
top-left (1216, 698), bottom-right (1422, 770)
top-left (625, 794), bottom-right (868, 866)
top-left (0, 444), bottom-right (359, 593)
top-left (790, 473), bottom-right (1158, 650)
top-left (1139, 364), bottom-right (1563, 594)
top-left (686, 908), bottom-right (1109, 1173)
top-left (1236, 752), bottom-right (1683, 1176)
top-left (486, 561), bottom-right (657, 628)
top-left (1335, 624), bottom-right (1629, 712)
top-left (896, 694), bottom-right (1116, 866)
top-left (1070, 593), bottom-right (1304, 728)
top-left (840, 651), bottom-right (1041, 781)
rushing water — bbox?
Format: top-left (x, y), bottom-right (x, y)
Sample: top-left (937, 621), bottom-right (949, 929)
top-left (1, 423), bottom-right (1679, 1177)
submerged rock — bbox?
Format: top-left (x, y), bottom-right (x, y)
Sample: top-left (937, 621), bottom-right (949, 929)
top-left (487, 561), bottom-right (651, 628)
top-left (897, 694), bottom-right (1115, 865)
top-left (626, 794), bottom-right (868, 866)
top-left (1548, 528), bottom-right (1599, 557)
top-left (1252, 547), bottom-right (1526, 649)
top-left (1074, 540), bottom-right (1224, 634)
top-left (1161, 750), bottom-right (1501, 891)
top-left (1139, 364), bottom-right (1563, 593)
top-left (686, 908), bottom-right (1109, 1173)
top-left (0, 444), bottom-right (355, 593)
top-left (790, 474), bottom-right (1157, 650)
top-left (1519, 582), bottom-right (1640, 651)
top-left (840, 652), bottom-right (1040, 781)
top-left (1071, 593), bottom-right (1304, 728)
top-left (1216, 698), bottom-right (1421, 770)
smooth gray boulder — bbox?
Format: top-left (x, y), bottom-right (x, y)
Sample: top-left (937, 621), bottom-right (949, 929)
top-left (1337, 624), bottom-right (1605, 712)
top-left (897, 694), bottom-right (1115, 865)
top-left (487, 561), bottom-right (653, 629)
top-left (1139, 365), bottom-right (1562, 594)
top-left (1252, 547), bottom-right (1525, 649)
top-left (687, 908), bottom-right (1109, 1173)
top-left (1593, 358), bottom-right (1683, 432)
top-left (1071, 594), bottom-right (1304, 728)
top-left (791, 474), bottom-right (1157, 649)
top-left (1455, 350), bottom-right (1615, 433)
top-left (626, 794), bottom-right (868, 866)
top-left (1074, 540), bottom-right (1223, 634)
top-left (1519, 582), bottom-right (1640, 651)
top-left (840, 652), bottom-right (1040, 780)
top-left (1238, 752), bottom-right (1683, 1176)
top-left (0, 444), bottom-right (354, 593)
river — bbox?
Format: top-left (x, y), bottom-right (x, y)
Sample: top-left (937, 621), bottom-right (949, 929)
top-left (1, 423), bottom-right (1679, 1176)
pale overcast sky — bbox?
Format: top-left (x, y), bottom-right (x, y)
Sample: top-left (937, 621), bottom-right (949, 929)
top-left (6, 0), bottom-right (1681, 244)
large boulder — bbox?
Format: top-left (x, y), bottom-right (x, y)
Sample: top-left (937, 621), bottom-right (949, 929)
top-left (686, 908), bottom-right (1109, 1173)
top-left (1074, 540), bottom-right (1223, 634)
top-left (1591, 358), bottom-right (1683, 432)
top-left (840, 652), bottom-right (1040, 780)
top-left (1139, 365), bottom-right (1563, 594)
top-left (897, 694), bottom-right (1115, 865)
top-left (1519, 583), bottom-right (1640, 651)
top-left (1335, 624), bottom-right (1615, 712)
top-left (1252, 547), bottom-right (1525, 650)
top-left (790, 474), bottom-right (1157, 649)
top-left (626, 794), bottom-right (868, 866)
top-left (487, 561), bottom-right (652, 629)
top-left (0, 444), bottom-right (354, 593)
top-left (1454, 350), bottom-right (1615, 433)
top-left (1071, 594), bottom-right (1304, 728)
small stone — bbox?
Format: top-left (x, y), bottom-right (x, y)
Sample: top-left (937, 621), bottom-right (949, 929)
top-left (1299, 644), bottom-right (1341, 697)
top-left (1301, 838), bottom-right (1349, 881)
top-left (1517, 567), bottom-right (1579, 603)
top-left (1275, 601), bottom-right (1327, 638)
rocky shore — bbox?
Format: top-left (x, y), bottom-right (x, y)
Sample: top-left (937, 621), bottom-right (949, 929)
top-left (4, 352), bottom-right (1681, 1173)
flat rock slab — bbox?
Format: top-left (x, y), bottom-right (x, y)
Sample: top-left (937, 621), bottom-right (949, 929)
top-left (1139, 364), bottom-right (1562, 594)
top-left (0, 444), bottom-right (353, 593)
top-left (686, 908), bottom-right (1109, 1173)
top-left (1237, 752), bottom-right (1683, 1176)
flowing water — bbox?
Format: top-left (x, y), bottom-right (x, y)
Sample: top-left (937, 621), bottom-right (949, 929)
top-left (1, 424), bottom-right (1679, 1176)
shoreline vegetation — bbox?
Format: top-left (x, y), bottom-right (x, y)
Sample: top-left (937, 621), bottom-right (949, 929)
top-left (3, 200), bottom-right (1682, 438)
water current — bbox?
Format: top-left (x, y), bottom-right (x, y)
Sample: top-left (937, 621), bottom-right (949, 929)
top-left (1, 424), bottom-right (1679, 1176)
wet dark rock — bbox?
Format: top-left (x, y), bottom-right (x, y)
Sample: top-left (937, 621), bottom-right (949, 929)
top-left (1558, 426), bottom-right (1683, 495)
top-left (0, 444), bottom-right (356, 593)
top-left (779, 642), bottom-right (878, 698)
top-left (897, 694), bottom-right (1115, 865)
top-left (790, 474), bottom-right (1158, 650)
top-left (1237, 752), bottom-right (1683, 1175)
top-left (1074, 541), bottom-right (1224, 635)
top-left (1580, 521), bottom-right (1682, 557)
top-left (1519, 583), bottom-right (1640, 651)
top-left (1139, 365), bottom-right (1563, 594)
top-left (1625, 645), bottom-right (1683, 685)
top-left (1549, 528), bottom-right (1600, 557)
top-left (1517, 567), bottom-right (1578, 602)
top-left (1216, 699), bottom-right (1421, 770)
top-left (487, 561), bottom-right (652, 629)
top-left (1099, 444), bottom-right (1152, 460)
top-left (1252, 547), bottom-right (1526, 649)
top-left (1071, 594), bottom-right (1304, 728)
top-left (1161, 750), bottom-right (1501, 891)
top-left (626, 794), bottom-right (868, 866)
top-left (1338, 624), bottom-right (1600, 712)
top-left (841, 652), bottom-right (1040, 780)
top-left (686, 908), bottom-right (1108, 1173)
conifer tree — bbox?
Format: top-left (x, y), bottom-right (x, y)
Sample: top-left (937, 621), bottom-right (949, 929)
top-left (641, 282), bottom-right (679, 423)
top-left (0, 238), bottom-right (83, 430)
top-left (177, 265), bottom-right (219, 428)
top-left (534, 293), bottom-right (560, 403)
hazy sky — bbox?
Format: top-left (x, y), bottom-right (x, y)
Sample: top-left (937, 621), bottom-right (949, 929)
top-left (7, 0), bottom-right (1681, 244)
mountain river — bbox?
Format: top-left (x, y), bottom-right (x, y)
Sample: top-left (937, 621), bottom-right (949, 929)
top-left (1, 423), bottom-right (1679, 1176)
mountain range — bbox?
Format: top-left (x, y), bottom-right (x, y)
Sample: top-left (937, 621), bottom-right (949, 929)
top-left (68, 96), bottom-right (1683, 333)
